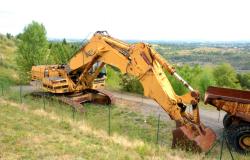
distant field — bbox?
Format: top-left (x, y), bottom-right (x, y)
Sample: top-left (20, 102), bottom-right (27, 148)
top-left (152, 42), bottom-right (250, 72)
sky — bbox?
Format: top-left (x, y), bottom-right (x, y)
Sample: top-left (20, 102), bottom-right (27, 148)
top-left (0, 0), bottom-right (250, 41)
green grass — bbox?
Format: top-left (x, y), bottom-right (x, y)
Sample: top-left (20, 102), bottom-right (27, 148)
top-left (0, 66), bottom-right (18, 87)
top-left (106, 65), bottom-right (122, 90)
top-left (83, 104), bottom-right (174, 145)
top-left (0, 103), bottom-right (142, 159)
top-left (0, 34), bottom-right (18, 87)
top-left (0, 34), bottom-right (17, 67)
top-left (1, 89), bottom-right (250, 159)
top-left (0, 94), bottom-right (184, 160)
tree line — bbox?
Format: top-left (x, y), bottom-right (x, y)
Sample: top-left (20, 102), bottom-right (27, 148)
top-left (120, 63), bottom-right (250, 99)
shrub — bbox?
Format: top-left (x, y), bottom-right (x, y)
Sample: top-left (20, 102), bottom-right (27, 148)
top-left (120, 74), bottom-right (143, 94)
top-left (213, 63), bottom-right (240, 88)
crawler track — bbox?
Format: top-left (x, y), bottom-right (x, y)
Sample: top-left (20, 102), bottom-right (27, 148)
top-left (31, 89), bottom-right (114, 113)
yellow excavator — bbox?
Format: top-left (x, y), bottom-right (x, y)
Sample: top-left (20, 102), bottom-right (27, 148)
top-left (31, 31), bottom-right (216, 152)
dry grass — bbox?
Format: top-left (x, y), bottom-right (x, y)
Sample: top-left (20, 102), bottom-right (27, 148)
top-left (0, 97), bottom-right (209, 160)
top-left (1, 96), bottom-right (250, 160)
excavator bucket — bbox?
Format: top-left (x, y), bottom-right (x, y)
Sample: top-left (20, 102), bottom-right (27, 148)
top-left (172, 123), bottom-right (216, 152)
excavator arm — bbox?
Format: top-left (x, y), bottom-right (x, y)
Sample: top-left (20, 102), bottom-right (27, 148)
top-left (31, 31), bottom-right (216, 151)
top-left (65, 31), bottom-right (216, 151)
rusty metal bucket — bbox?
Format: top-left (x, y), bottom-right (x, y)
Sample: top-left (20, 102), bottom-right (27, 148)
top-left (172, 123), bottom-right (216, 152)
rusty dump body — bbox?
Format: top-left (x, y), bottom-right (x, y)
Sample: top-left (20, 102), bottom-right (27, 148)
top-left (205, 86), bottom-right (250, 122)
top-left (204, 86), bottom-right (250, 153)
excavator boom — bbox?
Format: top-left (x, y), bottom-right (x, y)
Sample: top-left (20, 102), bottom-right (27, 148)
top-left (31, 31), bottom-right (216, 152)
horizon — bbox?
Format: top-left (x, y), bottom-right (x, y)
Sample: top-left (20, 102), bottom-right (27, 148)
top-left (48, 37), bottom-right (250, 43)
top-left (1, 0), bottom-right (250, 41)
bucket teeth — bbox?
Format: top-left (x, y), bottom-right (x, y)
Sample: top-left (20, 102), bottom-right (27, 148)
top-left (172, 124), bottom-right (216, 152)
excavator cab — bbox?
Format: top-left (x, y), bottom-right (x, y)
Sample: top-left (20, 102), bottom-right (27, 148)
top-left (91, 62), bottom-right (106, 89)
top-left (31, 63), bottom-right (107, 93)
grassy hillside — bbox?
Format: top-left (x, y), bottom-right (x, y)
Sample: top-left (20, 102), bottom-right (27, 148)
top-left (0, 95), bottom-right (191, 160)
top-left (0, 34), bottom-right (19, 86)
top-left (0, 34), bottom-right (16, 66)
top-left (0, 101), bottom-right (146, 159)
top-left (1, 90), bottom-right (249, 159)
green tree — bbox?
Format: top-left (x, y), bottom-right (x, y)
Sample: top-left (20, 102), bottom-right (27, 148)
top-left (6, 33), bottom-right (12, 39)
top-left (237, 73), bottom-right (250, 90)
top-left (16, 21), bottom-right (48, 82)
top-left (198, 66), bottom-right (216, 99)
top-left (62, 38), bottom-right (67, 45)
top-left (49, 42), bottom-right (77, 64)
top-left (167, 64), bottom-right (202, 95)
top-left (120, 74), bottom-right (143, 94)
top-left (213, 63), bottom-right (239, 88)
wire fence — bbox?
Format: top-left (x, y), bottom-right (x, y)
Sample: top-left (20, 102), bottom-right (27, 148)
top-left (2, 84), bottom-right (245, 160)
top-left (1, 84), bottom-right (3, 96)
top-left (0, 85), bottom-right (173, 147)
